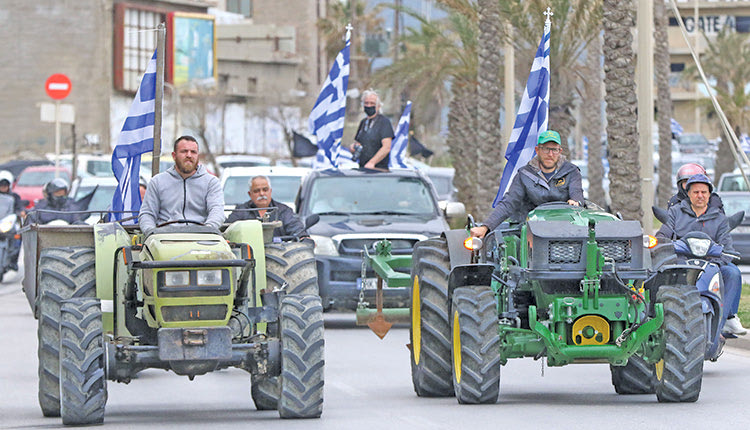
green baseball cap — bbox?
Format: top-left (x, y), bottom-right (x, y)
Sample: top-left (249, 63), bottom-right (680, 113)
top-left (537, 130), bottom-right (561, 145)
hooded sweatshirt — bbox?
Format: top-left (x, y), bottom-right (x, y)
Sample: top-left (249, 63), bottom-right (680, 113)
top-left (138, 164), bottom-right (224, 234)
top-left (483, 154), bottom-right (584, 230)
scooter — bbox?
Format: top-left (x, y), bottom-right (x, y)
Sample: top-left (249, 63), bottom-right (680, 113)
top-left (651, 207), bottom-right (744, 361)
top-left (0, 193), bottom-right (20, 282)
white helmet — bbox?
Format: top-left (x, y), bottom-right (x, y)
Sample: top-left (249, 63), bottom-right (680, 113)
top-left (0, 170), bottom-right (13, 185)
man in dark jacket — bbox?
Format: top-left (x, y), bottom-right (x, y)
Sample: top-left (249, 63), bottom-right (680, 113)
top-left (667, 162), bottom-right (723, 212)
top-left (656, 174), bottom-right (746, 336)
top-left (471, 130), bottom-right (584, 238)
top-left (28, 178), bottom-right (85, 225)
top-left (226, 175), bottom-right (307, 239)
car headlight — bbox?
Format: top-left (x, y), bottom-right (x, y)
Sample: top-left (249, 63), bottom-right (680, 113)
top-left (685, 237), bottom-right (711, 257)
top-left (164, 270), bottom-right (190, 287)
top-left (310, 234), bottom-right (338, 256)
top-left (0, 214), bottom-right (16, 233)
top-left (197, 269), bottom-right (222, 286)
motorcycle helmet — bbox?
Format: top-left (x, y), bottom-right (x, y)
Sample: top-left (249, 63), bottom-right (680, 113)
top-left (684, 173), bottom-right (714, 193)
top-left (44, 178), bottom-right (70, 206)
top-left (676, 163), bottom-right (706, 186)
top-left (0, 170), bottom-right (12, 187)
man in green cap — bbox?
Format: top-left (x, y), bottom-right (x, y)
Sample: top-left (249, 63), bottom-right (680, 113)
top-left (471, 129), bottom-right (584, 238)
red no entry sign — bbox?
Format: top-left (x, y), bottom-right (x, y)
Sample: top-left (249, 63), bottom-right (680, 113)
top-left (45, 74), bottom-right (72, 100)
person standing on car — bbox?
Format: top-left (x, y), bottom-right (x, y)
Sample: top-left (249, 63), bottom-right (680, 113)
top-left (470, 130), bottom-right (584, 238)
top-left (350, 89), bottom-right (394, 170)
top-left (27, 178), bottom-right (84, 225)
top-left (139, 136), bottom-right (224, 235)
top-left (226, 175), bottom-right (307, 239)
top-left (667, 162), bottom-right (724, 212)
top-left (656, 174), bottom-right (747, 336)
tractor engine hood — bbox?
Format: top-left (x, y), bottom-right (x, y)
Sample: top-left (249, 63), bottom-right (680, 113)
top-left (143, 232), bottom-right (235, 262)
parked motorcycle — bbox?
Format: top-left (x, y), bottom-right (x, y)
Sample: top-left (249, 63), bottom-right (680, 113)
top-left (651, 206), bottom-right (744, 361)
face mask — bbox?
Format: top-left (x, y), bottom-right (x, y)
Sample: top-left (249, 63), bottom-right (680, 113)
top-left (364, 105), bottom-right (376, 116)
top-left (49, 195), bottom-right (67, 207)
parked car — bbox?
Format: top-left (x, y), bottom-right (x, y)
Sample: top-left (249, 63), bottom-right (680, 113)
top-left (717, 191), bottom-right (750, 264)
top-left (215, 154), bottom-right (272, 169)
top-left (424, 167), bottom-right (457, 206)
top-left (678, 133), bottom-right (715, 154)
top-left (220, 166), bottom-right (310, 213)
top-left (0, 159), bottom-right (52, 179)
top-left (46, 153), bottom-right (113, 178)
top-left (296, 168), bottom-right (465, 311)
top-left (717, 172), bottom-right (750, 192)
top-left (69, 176), bottom-right (119, 223)
top-left (13, 165), bottom-right (72, 209)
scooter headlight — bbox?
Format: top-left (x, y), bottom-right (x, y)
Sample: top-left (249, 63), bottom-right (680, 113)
top-left (685, 237), bottom-right (711, 257)
top-left (0, 214), bottom-right (16, 233)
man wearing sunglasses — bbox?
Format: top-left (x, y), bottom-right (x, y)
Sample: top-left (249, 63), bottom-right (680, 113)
top-left (471, 130), bottom-right (584, 238)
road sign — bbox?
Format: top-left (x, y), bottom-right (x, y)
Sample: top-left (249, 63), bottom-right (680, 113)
top-left (45, 74), bottom-right (72, 100)
top-left (39, 102), bottom-right (75, 124)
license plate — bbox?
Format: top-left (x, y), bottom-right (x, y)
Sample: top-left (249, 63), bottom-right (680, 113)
top-left (357, 277), bottom-right (387, 290)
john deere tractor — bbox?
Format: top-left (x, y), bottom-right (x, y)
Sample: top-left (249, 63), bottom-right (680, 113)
top-left (22, 218), bottom-right (323, 425)
top-left (364, 202), bottom-right (703, 403)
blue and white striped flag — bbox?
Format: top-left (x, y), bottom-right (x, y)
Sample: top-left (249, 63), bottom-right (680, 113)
top-left (389, 101), bottom-right (412, 169)
top-left (110, 50), bottom-right (157, 222)
top-left (670, 118), bottom-right (684, 137)
top-left (492, 20), bottom-right (551, 207)
top-left (309, 27), bottom-right (351, 169)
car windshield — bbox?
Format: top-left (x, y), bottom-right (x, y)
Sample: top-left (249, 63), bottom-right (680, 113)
top-left (719, 175), bottom-right (750, 192)
top-left (86, 160), bottom-right (114, 176)
top-left (74, 185), bottom-right (117, 211)
top-left (223, 175), bottom-right (302, 206)
top-left (307, 176), bottom-right (436, 216)
top-left (17, 170), bottom-right (67, 186)
top-left (720, 194), bottom-right (750, 215)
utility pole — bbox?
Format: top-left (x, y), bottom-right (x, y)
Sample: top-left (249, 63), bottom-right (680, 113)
top-left (503, 22), bottom-right (514, 154)
top-left (637, 0), bottom-right (654, 233)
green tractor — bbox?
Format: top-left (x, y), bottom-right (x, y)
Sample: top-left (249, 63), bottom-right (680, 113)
top-left (22, 219), bottom-right (324, 425)
top-left (364, 202), bottom-right (704, 403)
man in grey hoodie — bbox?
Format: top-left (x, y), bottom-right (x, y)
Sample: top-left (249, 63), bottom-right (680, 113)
top-left (139, 136), bottom-right (224, 234)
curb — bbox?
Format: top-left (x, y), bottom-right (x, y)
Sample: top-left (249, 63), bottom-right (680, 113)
top-left (726, 335), bottom-right (750, 351)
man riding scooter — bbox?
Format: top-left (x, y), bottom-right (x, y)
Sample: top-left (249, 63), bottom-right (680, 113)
top-left (0, 170), bottom-right (23, 271)
top-left (656, 173), bottom-right (746, 336)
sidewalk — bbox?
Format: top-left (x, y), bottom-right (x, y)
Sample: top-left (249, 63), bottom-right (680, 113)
top-left (727, 335), bottom-right (750, 351)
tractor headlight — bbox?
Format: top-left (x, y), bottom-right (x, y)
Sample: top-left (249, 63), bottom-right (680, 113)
top-left (197, 269), bottom-right (223, 286)
top-left (310, 235), bottom-right (338, 256)
top-left (0, 214), bottom-right (16, 233)
top-left (686, 237), bottom-right (711, 257)
top-left (463, 237), bottom-right (483, 251)
top-left (164, 270), bottom-right (190, 287)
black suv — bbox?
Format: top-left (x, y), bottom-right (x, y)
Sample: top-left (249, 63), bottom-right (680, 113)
top-left (296, 168), bottom-right (464, 310)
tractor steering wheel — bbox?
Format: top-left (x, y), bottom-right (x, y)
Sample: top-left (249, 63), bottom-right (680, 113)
top-left (156, 219), bottom-right (206, 228)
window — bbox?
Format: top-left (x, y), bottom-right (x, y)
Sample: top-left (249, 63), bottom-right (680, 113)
top-left (737, 16), bottom-right (750, 33)
top-left (114, 4), bottom-right (167, 92)
top-left (227, 0), bottom-right (252, 18)
top-left (670, 63), bottom-right (685, 73)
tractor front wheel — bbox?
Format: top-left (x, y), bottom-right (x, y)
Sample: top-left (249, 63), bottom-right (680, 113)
top-left (655, 285), bottom-right (704, 403)
top-left (610, 355), bottom-right (656, 395)
top-left (251, 375), bottom-right (280, 410)
top-left (59, 298), bottom-right (107, 425)
top-left (278, 294), bottom-right (324, 418)
top-left (451, 287), bottom-right (501, 404)
top-left (265, 242), bottom-right (319, 296)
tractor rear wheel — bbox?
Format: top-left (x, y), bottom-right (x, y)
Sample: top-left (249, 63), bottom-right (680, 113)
top-left (36, 247), bottom-right (97, 417)
top-left (409, 238), bottom-right (454, 397)
top-left (278, 294), bottom-right (324, 418)
top-left (655, 285), bottom-right (704, 402)
top-left (251, 375), bottom-right (280, 410)
top-left (451, 287), bottom-right (501, 404)
top-left (610, 355), bottom-right (656, 394)
top-left (265, 242), bottom-right (318, 296)
top-left (59, 298), bottom-right (107, 425)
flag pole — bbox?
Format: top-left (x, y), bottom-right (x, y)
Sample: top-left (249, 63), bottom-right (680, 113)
top-left (152, 23), bottom-right (165, 178)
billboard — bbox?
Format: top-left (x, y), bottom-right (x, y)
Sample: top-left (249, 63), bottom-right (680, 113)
top-left (167, 12), bottom-right (217, 87)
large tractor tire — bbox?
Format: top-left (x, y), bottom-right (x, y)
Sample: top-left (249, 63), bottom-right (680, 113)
top-left (265, 242), bottom-right (318, 296)
top-left (451, 287), bottom-right (501, 404)
top-left (36, 247), bottom-right (97, 417)
top-left (251, 375), bottom-right (280, 411)
top-left (610, 355), bottom-right (656, 394)
top-left (59, 298), bottom-right (107, 425)
top-left (655, 285), bottom-right (705, 403)
top-left (278, 294), bottom-right (324, 418)
top-left (409, 238), bottom-right (454, 397)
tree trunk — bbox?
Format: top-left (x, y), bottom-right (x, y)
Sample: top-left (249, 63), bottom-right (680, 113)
top-left (448, 80), bottom-right (479, 217)
top-left (603, 0), bottom-right (642, 221)
top-left (654, 0), bottom-right (674, 207)
top-left (583, 30), bottom-right (606, 208)
top-left (476, 0), bottom-right (503, 220)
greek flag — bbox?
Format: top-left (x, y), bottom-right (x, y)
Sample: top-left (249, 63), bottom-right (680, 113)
top-left (389, 101), bottom-right (412, 169)
top-left (110, 50), bottom-right (157, 222)
top-left (309, 28), bottom-right (351, 168)
top-left (492, 21), bottom-right (550, 207)
top-left (741, 133), bottom-right (750, 153)
top-left (670, 118), bottom-right (684, 137)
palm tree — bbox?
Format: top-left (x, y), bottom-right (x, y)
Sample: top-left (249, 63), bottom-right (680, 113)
top-left (684, 28), bottom-right (750, 182)
top-left (603, 0), bottom-right (641, 221)
top-left (654, 0), bottom-right (674, 207)
top-left (582, 29), bottom-right (606, 208)
top-left (499, 0), bottom-right (602, 154)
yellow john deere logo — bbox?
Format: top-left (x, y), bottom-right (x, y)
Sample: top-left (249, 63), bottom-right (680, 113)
top-left (556, 178), bottom-right (565, 187)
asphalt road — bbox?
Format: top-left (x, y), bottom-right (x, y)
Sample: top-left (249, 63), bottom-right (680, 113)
top-left (2, 269), bottom-right (750, 430)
